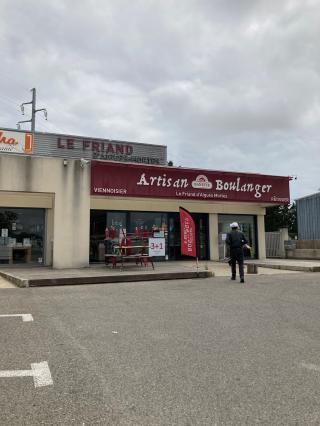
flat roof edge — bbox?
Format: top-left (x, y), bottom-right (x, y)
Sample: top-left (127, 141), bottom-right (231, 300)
top-left (0, 127), bottom-right (167, 149)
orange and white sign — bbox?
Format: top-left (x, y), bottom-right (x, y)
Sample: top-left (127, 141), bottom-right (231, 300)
top-left (0, 130), bottom-right (33, 154)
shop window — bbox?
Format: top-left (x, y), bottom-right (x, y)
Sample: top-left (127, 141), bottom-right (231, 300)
top-left (218, 214), bottom-right (257, 259)
top-left (129, 212), bottom-right (167, 237)
top-left (107, 212), bottom-right (127, 238)
top-left (0, 208), bottom-right (45, 265)
top-left (105, 212), bottom-right (128, 257)
top-left (90, 210), bottom-right (128, 263)
top-left (129, 212), bottom-right (168, 260)
top-left (89, 210), bottom-right (210, 263)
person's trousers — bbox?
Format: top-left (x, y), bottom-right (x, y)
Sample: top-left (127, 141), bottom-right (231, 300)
top-left (230, 248), bottom-right (244, 279)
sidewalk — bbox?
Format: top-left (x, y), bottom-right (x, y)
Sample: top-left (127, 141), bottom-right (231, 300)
top-left (247, 258), bottom-right (320, 272)
top-left (0, 259), bottom-right (307, 288)
top-left (0, 261), bottom-right (213, 288)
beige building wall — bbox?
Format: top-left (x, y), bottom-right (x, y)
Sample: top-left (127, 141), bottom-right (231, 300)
top-left (0, 154), bottom-right (90, 268)
top-left (209, 213), bottom-right (219, 260)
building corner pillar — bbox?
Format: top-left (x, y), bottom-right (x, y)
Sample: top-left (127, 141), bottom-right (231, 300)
top-left (209, 213), bottom-right (219, 261)
top-left (257, 214), bottom-right (266, 260)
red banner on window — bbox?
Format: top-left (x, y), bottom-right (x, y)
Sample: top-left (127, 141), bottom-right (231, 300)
top-left (180, 207), bottom-right (196, 258)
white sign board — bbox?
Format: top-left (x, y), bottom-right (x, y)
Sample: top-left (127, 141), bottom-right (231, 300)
top-left (0, 130), bottom-right (33, 154)
top-left (148, 238), bottom-right (165, 257)
top-left (1, 229), bottom-right (8, 238)
top-left (153, 230), bottom-right (165, 238)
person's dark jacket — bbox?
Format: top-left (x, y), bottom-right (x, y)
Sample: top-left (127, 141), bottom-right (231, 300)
top-left (226, 230), bottom-right (248, 250)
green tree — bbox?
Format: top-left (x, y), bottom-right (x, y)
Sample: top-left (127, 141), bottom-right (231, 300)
top-left (265, 202), bottom-right (297, 237)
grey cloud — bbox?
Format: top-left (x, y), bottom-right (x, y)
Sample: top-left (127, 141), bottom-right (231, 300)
top-left (0, 0), bottom-right (320, 199)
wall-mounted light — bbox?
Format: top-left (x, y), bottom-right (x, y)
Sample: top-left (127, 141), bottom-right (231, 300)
top-left (80, 158), bottom-right (90, 168)
top-left (63, 159), bottom-right (68, 167)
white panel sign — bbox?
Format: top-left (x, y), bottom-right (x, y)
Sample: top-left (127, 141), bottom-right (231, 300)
top-left (153, 231), bottom-right (165, 238)
top-left (0, 129), bottom-right (33, 154)
top-left (148, 238), bottom-right (165, 257)
top-left (1, 229), bottom-right (8, 237)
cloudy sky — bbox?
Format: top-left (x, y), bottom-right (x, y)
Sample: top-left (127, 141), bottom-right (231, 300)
top-left (1, 0), bottom-right (319, 200)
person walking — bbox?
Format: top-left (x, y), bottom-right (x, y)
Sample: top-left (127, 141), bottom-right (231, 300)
top-left (225, 222), bottom-right (250, 283)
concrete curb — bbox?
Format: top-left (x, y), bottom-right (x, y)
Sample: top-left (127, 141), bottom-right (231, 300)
top-left (0, 271), bottom-right (29, 288)
top-left (0, 270), bottom-right (214, 288)
top-left (251, 263), bottom-right (320, 273)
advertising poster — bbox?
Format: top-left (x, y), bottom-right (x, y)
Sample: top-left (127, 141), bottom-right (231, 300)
top-left (0, 130), bottom-right (33, 154)
top-left (148, 238), bottom-right (165, 257)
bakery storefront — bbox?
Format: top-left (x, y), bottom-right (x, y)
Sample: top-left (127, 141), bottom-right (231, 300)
top-left (90, 161), bottom-right (290, 263)
top-left (0, 127), bottom-right (290, 268)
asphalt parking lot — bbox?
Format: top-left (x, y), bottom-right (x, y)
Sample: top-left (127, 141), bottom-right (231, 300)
top-left (1, 273), bottom-right (320, 425)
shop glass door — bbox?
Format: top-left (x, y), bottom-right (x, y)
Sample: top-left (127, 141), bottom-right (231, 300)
top-left (90, 210), bottom-right (106, 262)
top-left (218, 214), bottom-right (257, 259)
top-left (168, 212), bottom-right (209, 260)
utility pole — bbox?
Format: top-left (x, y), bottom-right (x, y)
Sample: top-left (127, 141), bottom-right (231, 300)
top-left (17, 88), bottom-right (48, 131)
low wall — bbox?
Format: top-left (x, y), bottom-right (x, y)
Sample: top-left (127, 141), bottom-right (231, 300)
top-left (296, 240), bottom-right (320, 249)
top-left (286, 248), bottom-right (320, 260)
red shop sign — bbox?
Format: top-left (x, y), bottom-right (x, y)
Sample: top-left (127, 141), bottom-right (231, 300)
top-left (91, 161), bottom-right (290, 204)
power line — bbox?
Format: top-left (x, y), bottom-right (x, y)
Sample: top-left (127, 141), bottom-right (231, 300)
top-left (36, 117), bottom-right (60, 133)
top-left (0, 96), bottom-right (20, 111)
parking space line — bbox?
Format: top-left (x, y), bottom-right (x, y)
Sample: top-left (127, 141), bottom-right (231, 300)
top-left (0, 314), bottom-right (34, 322)
top-left (0, 361), bottom-right (53, 388)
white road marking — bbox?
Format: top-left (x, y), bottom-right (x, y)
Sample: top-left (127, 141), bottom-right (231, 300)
top-left (300, 362), bottom-right (320, 372)
top-left (112, 330), bottom-right (118, 334)
top-left (0, 314), bottom-right (34, 322)
top-left (0, 361), bottom-right (53, 388)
